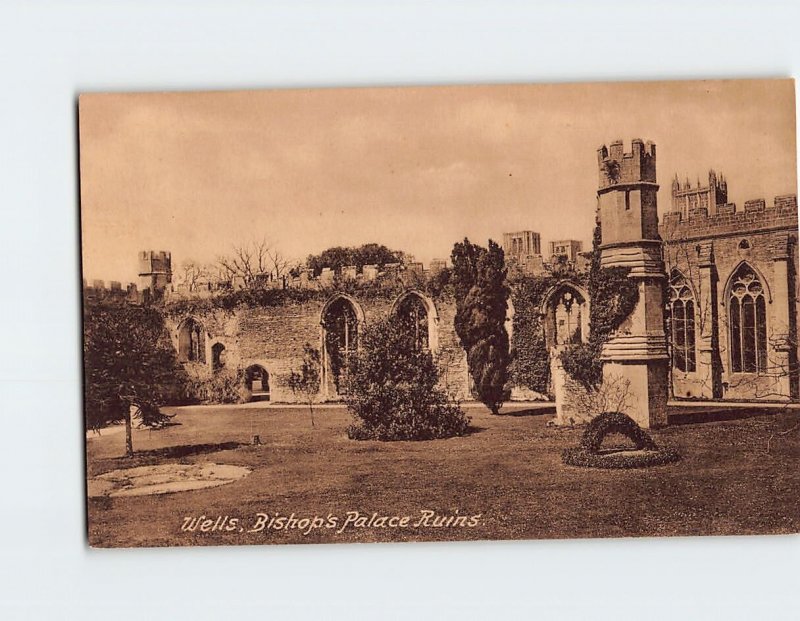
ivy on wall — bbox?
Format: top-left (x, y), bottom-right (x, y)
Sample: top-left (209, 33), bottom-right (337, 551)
top-left (161, 270), bottom-right (455, 318)
top-left (560, 224), bottom-right (639, 389)
top-left (508, 276), bottom-right (558, 395)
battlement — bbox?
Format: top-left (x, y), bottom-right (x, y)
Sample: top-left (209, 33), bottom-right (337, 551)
top-left (83, 279), bottom-right (141, 302)
top-left (597, 138), bottom-right (657, 189)
top-left (166, 260), bottom-right (447, 301)
top-left (138, 250), bottom-right (172, 275)
top-left (660, 194), bottom-right (798, 239)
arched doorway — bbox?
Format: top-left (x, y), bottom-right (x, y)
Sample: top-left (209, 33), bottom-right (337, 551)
top-left (245, 365), bottom-right (270, 401)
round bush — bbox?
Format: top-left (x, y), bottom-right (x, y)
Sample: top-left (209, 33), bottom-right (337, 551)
top-left (562, 446), bottom-right (681, 469)
top-left (579, 411), bottom-right (658, 453)
top-left (561, 411), bottom-right (680, 469)
top-left (344, 319), bottom-right (470, 441)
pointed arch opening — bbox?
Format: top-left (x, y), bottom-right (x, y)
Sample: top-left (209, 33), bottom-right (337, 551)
top-left (178, 317), bottom-right (206, 363)
top-left (668, 270), bottom-right (697, 373)
top-left (211, 342), bottom-right (226, 372)
top-left (321, 294), bottom-right (364, 396)
top-left (727, 262), bottom-right (768, 374)
top-left (390, 291), bottom-right (439, 352)
top-left (540, 281), bottom-right (589, 350)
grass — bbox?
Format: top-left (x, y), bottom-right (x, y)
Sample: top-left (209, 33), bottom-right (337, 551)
top-left (86, 403), bottom-right (800, 547)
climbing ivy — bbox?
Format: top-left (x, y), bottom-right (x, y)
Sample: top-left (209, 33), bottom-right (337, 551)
top-left (508, 276), bottom-right (558, 395)
top-left (161, 271), bottom-right (454, 318)
top-left (560, 223), bottom-right (639, 389)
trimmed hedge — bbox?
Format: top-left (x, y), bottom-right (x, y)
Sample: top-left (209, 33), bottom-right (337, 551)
top-left (562, 411), bottom-right (680, 469)
top-left (580, 411), bottom-right (658, 452)
top-left (562, 447), bottom-right (681, 469)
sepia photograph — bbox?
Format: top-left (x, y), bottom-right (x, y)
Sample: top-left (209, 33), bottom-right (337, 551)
top-left (79, 78), bottom-right (799, 548)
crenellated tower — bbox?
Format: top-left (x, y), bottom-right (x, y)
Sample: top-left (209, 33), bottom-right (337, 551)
top-left (596, 139), bottom-right (669, 428)
top-left (138, 250), bottom-right (172, 295)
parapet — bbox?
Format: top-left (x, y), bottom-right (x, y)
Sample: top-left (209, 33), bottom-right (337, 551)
top-left (162, 259), bottom-right (447, 299)
top-left (83, 280), bottom-right (140, 303)
top-left (597, 138), bottom-right (657, 189)
top-left (660, 194), bottom-right (798, 239)
top-left (744, 199), bottom-right (766, 213)
top-left (138, 250), bottom-right (172, 275)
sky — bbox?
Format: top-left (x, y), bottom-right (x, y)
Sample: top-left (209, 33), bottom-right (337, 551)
top-left (79, 79), bottom-right (797, 283)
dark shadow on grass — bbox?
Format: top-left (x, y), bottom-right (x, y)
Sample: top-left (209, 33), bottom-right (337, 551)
top-left (115, 441), bottom-right (245, 461)
top-left (667, 407), bottom-right (774, 426)
top-left (503, 406), bottom-right (556, 417)
top-left (464, 425), bottom-right (488, 435)
top-left (135, 421), bottom-right (182, 430)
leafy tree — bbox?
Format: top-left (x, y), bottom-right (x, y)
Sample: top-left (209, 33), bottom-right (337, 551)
top-left (344, 319), bottom-right (469, 441)
top-left (306, 243), bottom-right (405, 276)
top-left (450, 238), bottom-right (511, 414)
top-left (287, 344), bottom-right (322, 428)
top-left (83, 297), bottom-right (187, 456)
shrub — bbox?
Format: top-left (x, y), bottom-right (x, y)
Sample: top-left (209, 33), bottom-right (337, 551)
top-left (579, 411), bottom-right (658, 453)
top-left (344, 319), bottom-right (470, 441)
top-left (562, 447), bottom-right (680, 469)
top-left (184, 368), bottom-right (249, 404)
top-left (561, 411), bottom-right (680, 469)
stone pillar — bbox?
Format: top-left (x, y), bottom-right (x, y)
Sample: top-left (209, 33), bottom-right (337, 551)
top-left (695, 241), bottom-right (718, 399)
top-left (771, 233), bottom-right (794, 399)
top-left (597, 139), bottom-right (669, 428)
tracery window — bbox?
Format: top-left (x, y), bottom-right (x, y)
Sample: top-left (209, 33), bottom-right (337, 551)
top-left (323, 297), bottom-right (359, 393)
top-left (553, 289), bottom-right (583, 346)
top-left (669, 272), bottom-right (696, 373)
top-left (729, 264), bottom-right (767, 373)
top-left (178, 317), bottom-right (206, 363)
top-left (669, 271), bottom-right (697, 373)
top-left (394, 293), bottom-right (430, 350)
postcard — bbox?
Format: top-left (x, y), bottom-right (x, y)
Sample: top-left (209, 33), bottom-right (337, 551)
top-left (80, 79), bottom-right (799, 547)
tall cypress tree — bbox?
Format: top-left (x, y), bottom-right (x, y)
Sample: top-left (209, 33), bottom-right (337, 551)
top-left (451, 238), bottom-right (511, 414)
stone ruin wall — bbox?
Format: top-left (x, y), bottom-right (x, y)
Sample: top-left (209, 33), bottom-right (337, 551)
top-left (164, 292), bottom-right (472, 404)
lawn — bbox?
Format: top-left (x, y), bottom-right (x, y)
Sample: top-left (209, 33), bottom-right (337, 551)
top-left (86, 403), bottom-right (800, 547)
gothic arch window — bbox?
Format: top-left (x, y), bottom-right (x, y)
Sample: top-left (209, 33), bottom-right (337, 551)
top-left (178, 317), bottom-right (206, 363)
top-left (322, 296), bottom-right (362, 394)
top-left (728, 263), bottom-right (768, 373)
top-left (668, 271), bottom-right (696, 373)
top-left (540, 282), bottom-right (589, 350)
top-left (392, 292), bottom-right (437, 351)
top-left (211, 342), bottom-right (226, 371)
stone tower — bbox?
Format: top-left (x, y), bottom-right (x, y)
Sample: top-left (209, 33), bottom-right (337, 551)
top-left (596, 139), bottom-right (669, 428)
top-left (670, 168), bottom-right (728, 218)
top-left (138, 250), bottom-right (172, 294)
